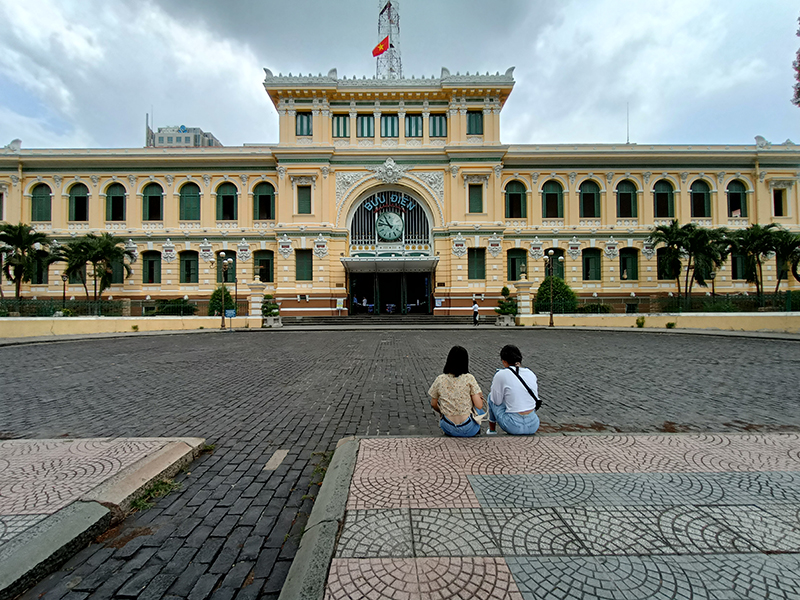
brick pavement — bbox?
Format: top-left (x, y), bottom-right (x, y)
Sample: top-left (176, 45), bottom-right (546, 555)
top-left (1, 329), bottom-right (799, 600)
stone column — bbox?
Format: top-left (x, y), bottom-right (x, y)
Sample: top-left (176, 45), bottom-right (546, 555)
top-left (512, 276), bottom-right (534, 316)
top-left (249, 282), bottom-right (266, 317)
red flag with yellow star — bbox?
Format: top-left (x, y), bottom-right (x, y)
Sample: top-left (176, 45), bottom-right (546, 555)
top-left (372, 36), bottom-right (390, 57)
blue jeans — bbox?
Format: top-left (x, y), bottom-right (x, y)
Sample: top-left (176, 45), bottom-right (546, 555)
top-left (487, 393), bottom-right (540, 435)
top-left (440, 409), bottom-right (485, 437)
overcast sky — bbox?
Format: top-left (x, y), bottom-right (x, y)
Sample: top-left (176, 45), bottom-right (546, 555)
top-left (0, 0), bottom-right (798, 149)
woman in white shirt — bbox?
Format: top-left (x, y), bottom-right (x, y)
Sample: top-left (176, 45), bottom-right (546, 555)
top-left (429, 346), bottom-right (486, 437)
top-left (486, 344), bottom-right (540, 435)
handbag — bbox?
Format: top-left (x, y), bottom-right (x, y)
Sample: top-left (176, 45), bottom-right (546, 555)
top-left (507, 366), bottom-right (542, 411)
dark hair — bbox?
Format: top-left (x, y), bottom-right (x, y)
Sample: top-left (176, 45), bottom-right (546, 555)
top-left (443, 345), bottom-right (470, 377)
top-left (500, 344), bottom-right (522, 365)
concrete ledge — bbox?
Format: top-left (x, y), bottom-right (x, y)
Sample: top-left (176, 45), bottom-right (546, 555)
top-left (81, 437), bottom-right (205, 523)
top-left (0, 502), bottom-right (112, 600)
top-left (278, 436), bottom-right (359, 600)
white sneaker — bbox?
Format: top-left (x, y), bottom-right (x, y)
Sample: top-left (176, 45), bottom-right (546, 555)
top-left (485, 429), bottom-right (498, 435)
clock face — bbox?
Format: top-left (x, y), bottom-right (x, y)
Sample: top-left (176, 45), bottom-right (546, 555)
top-left (376, 211), bottom-right (404, 241)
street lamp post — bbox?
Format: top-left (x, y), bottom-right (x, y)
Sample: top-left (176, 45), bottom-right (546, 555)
top-left (216, 252), bottom-right (234, 330)
top-left (543, 249), bottom-right (565, 327)
top-left (61, 274), bottom-right (68, 310)
top-left (709, 271), bottom-right (716, 300)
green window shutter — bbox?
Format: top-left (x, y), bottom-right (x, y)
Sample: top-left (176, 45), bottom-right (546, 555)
top-left (180, 252), bottom-right (198, 283)
top-left (467, 111), bottom-right (483, 135)
top-left (667, 189), bottom-right (674, 217)
top-left (216, 195), bottom-right (223, 220)
top-left (583, 251), bottom-right (602, 280)
top-left (254, 251), bottom-right (274, 282)
top-left (253, 183), bottom-right (275, 220)
top-left (332, 115), bottom-right (349, 138)
top-left (594, 190), bottom-right (601, 218)
top-left (468, 184), bottom-right (483, 213)
top-left (180, 184), bottom-right (201, 220)
top-left (357, 115), bottom-right (374, 137)
top-left (468, 248), bottom-right (485, 279)
top-left (296, 113), bottom-right (312, 136)
top-left (68, 194), bottom-right (76, 221)
top-left (142, 191), bottom-right (150, 221)
top-left (507, 249), bottom-right (526, 281)
top-left (704, 191), bottom-right (711, 217)
top-left (31, 184), bottom-right (52, 221)
top-left (297, 186), bottom-right (311, 214)
top-left (296, 249), bottom-right (312, 281)
top-left (505, 181), bottom-right (527, 218)
top-left (105, 194), bottom-right (112, 220)
top-left (430, 114), bottom-right (446, 137)
top-left (405, 115), bottom-right (422, 137)
top-left (380, 114), bottom-right (398, 137)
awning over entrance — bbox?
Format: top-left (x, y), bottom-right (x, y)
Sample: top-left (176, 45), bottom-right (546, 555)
top-left (340, 256), bottom-right (439, 273)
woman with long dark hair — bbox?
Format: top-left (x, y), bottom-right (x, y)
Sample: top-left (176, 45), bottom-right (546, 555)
top-left (428, 345), bottom-right (486, 437)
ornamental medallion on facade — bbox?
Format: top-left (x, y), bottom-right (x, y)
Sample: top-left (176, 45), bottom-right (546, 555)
top-left (604, 237), bottom-right (619, 259)
top-left (237, 239), bottom-right (252, 262)
top-left (529, 237), bottom-right (544, 260)
top-left (162, 239), bottom-right (177, 263)
top-left (125, 239), bottom-right (139, 263)
top-left (313, 234), bottom-right (329, 258)
top-left (487, 234), bottom-right (503, 258)
top-left (278, 234), bottom-right (293, 258)
top-left (199, 239), bottom-right (214, 262)
top-left (369, 158), bottom-right (409, 184)
top-left (452, 232), bottom-right (467, 257)
top-left (567, 237), bottom-right (582, 260)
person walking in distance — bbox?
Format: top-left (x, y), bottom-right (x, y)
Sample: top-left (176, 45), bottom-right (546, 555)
top-left (472, 299), bottom-right (480, 326)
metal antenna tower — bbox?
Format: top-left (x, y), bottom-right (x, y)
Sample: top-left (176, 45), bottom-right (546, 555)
top-left (376, 0), bottom-right (402, 79)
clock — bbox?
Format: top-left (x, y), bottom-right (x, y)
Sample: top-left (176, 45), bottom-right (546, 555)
top-left (376, 212), bottom-right (404, 241)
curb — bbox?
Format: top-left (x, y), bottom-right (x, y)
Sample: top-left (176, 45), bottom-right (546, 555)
top-left (278, 436), bottom-right (359, 600)
top-left (0, 437), bottom-right (205, 600)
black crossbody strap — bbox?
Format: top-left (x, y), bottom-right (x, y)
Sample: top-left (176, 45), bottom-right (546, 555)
top-left (508, 366), bottom-right (542, 411)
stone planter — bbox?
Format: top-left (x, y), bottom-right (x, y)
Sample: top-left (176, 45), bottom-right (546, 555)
top-left (495, 314), bottom-right (516, 327)
top-left (262, 316), bottom-right (282, 328)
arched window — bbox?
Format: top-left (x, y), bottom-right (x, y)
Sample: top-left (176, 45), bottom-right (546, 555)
top-left (653, 179), bottom-right (674, 218)
top-left (691, 180), bottom-right (711, 218)
top-left (253, 182), bottom-right (275, 220)
top-left (616, 180), bottom-right (637, 218)
top-left (105, 183), bottom-right (126, 221)
top-left (579, 180), bottom-right (600, 218)
top-left (507, 249), bottom-right (527, 281)
top-left (253, 250), bottom-right (274, 283)
top-left (179, 251), bottom-right (199, 283)
top-left (620, 248), bottom-right (638, 281)
top-left (31, 183), bottom-right (52, 222)
top-left (68, 183), bottom-right (89, 222)
top-left (545, 248), bottom-right (565, 279)
top-left (504, 181), bottom-right (527, 218)
top-left (216, 251), bottom-right (236, 283)
top-left (216, 182), bottom-right (238, 221)
top-left (727, 180), bottom-right (747, 218)
top-left (142, 251), bottom-right (161, 284)
top-left (179, 183), bottom-right (201, 221)
top-left (656, 247), bottom-right (677, 281)
top-left (582, 248), bottom-right (601, 281)
top-left (542, 180), bottom-right (563, 218)
top-left (142, 183), bottom-right (163, 221)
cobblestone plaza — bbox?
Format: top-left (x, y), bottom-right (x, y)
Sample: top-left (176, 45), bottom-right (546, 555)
top-left (2, 329), bottom-right (799, 599)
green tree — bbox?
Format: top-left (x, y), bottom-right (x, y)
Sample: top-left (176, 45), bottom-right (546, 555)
top-left (730, 223), bottom-right (780, 305)
top-left (0, 222), bottom-right (53, 302)
top-left (771, 228), bottom-right (800, 292)
top-left (681, 226), bottom-right (729, 307)
top-left (209, 284), bottom-right (233, 316)
top-left (647, 220), bottom-right (686, 300)
top-left (494, 286), bottom-right (518, 316)
top-left (62, 233), bottom-right (134, 302)
top-left (261, 294), bottom-right (280, 317)
top-left (535, 276), bottom-right (578, 314)
top-left (61, 237), bottom-right (93, 301)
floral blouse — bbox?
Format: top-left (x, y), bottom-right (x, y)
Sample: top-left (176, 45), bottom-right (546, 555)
top-left (428, 373), bottom-right (482, 417)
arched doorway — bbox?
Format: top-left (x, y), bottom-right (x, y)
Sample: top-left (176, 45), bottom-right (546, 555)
top-left (343, 189), bottom-right (437, 315)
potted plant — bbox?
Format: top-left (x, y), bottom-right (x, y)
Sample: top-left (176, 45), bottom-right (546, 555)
top-left (262, 294), bottom-right (281, 327)
top-left (494, 286), bottom-right (517, 326)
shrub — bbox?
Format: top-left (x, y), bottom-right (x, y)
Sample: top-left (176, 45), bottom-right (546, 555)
top-left (636, 316), bottom-right (645, 328)
top-left (494, 286), bottom-right (518, 316)
top-left (209, 285), bottom-right (234, 316)
top-left (154, 298), bottom-right (197, 316)
top-left (666, 322), bottom-right (676, 329)
top-left (262, 294), bottom-right (280, 317)
top-left (575, 303), bottom-right (612, 314)
top-left (535, 277), bottom-right (578, 314)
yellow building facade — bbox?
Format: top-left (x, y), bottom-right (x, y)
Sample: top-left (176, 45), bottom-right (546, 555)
top-left (1, 67), bottom-right (799, 317)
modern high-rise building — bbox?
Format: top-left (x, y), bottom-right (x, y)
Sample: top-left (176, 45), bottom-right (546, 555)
top-left (147, 125), bottom-right (222, 148)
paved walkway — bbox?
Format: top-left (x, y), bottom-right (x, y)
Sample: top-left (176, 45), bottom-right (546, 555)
top-left (0, 438), bottom-right (202, 599)
top-left (319, 433), bottom-right (800, 600)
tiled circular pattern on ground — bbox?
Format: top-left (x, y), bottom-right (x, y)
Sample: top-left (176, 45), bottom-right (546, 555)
top-left (695, 505), bottom-right (800, 553)
top-left (556, 507), bottom-right (673, 555)
top-left (324, 558), bottom-right (419, 600)
top-left (335, 510), bottom-right (413, 558)
top-left (468, 475), bottom-right (541, 508)
top-left (484, 508), bottom-right (589, 556)
top-left (590, 555), bottom-right (704, 599)
top-left (415, 557), bottom-right (522, 600)
top-left (655, 506), bottom-right (756, 554)
top-left (411, 509), bottom-right (499, 556)
top-left (507, 556), bottom-right (624, 600)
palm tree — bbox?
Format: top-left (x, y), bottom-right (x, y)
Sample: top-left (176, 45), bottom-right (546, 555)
top-left (730, 223), bottom-right (780, 305)
top-left (647, 220), bottom-right (686, 300)
top-left (771, 228), bottom-right (800, 292)
top-left (63, 233), bottom-right (134, 302)
top-left (0, 222), bottom-right (53, 303)
top-left (688, 227), bottom-right (730, 299)
top-left (61, 237), bottom-right (93, 301)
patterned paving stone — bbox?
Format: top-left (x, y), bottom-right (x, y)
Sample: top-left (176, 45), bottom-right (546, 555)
top-left (695, 505), bottom-right (800, 553)
top-left (482, 508), bottom-right (588, 556)
top-left (556, 507), bottom-right (674, 555)
top-left (507, 556), bottom-right (627, 600)
top-left (335, 509), bottom-right (413, 558)
top-left (324, 558), bottom-right (419, 600)
top-left (415, 557), bottom-right (523, 600)
top-left (654, 506), bottom-right (758, 554)
top-left (468, 475), bottom-right (542, 508)
top-left (410, 509), bottom-right (499, 557)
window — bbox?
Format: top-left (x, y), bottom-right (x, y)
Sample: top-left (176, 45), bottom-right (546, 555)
top-left (216, 182), bottom-right (238, 221)
top-left (505, 181), bottom-right (527, 218)
top-left (105, 183), bottom-right (126, 221)
top-left (654, 180), bottom-right (674, 218)
top-left (167, 136), bottom-right (173, 143)
top-left (69, 264), bottom-right (86, 285)
top-left (31, 254), bottom-right (48, 285)
top-left (582, 249), bottom-right (601, 281)
top-left (142, 251), bottom-right (161, 284)
top-left (297, 185), bottom-right (311, 214)
top-left (466, 111), bottom-right (483, 135)
top-left (158, 136), bottom-right (164, 143)
top-left (296, 112), bottom-right (312, 137)
top-left (253, 182), bottom-right (275, 220)
top-left (773, 189), bottom-right (786, 217)
top-left (619, 248), bottom-right (638, 281)
top-left (468, 184), bottom-right (483, 213)
top-left (31, 184), bottom-right (52, 222)
top-left (656, 247), bottom-right (677, 280)
top-left (731, 253), bottom-right (746, 280)
top-left (727, 180), bottom-right (747, 217)
top-left (180, 251), bottom-right (198, 284)
top-left (429, 114), bottom-right (447, 137)
top-left (507, 249), bottom-right (527, 281)
top-left (579, 180), bottom-right (601, 218)
top-left (357, 115), bottom-right (374, 138)
top-left (0, 191), bottom-right (4, 220)
top-left (142, 183), bottom-right (163, 221)
top-left (254, 250), bottom-right (274, 283)
top-left (691, 180), bottom-right (711, 218)
top-left (405, 114), bottom-right (423, 137)
top-left (616, 180), bottom-right (637, 218)
top-left (542, 180), bottom-right (563, 218)
top-left (68, 183), bottom-right (89, 222)
top-left (108, 259), bottom-right (125, 285)
top-left (179, 183), bottom-right (201, 220)
top-left (332, 115), bottom-right (349, 138)
top-left (468, 248), bottom-right (485, 279)
top-left (296, 249), bottom-right (313, 281)
top-left (380, 114), bottom-right (398, 138)
top-left (216, 252), bottom-right (236, 283)
top-left (184, 136), bottom-right (190, 143)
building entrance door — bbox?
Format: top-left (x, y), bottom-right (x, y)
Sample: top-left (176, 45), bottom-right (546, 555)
top-left (349, 272), bottom-right (432, 315)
